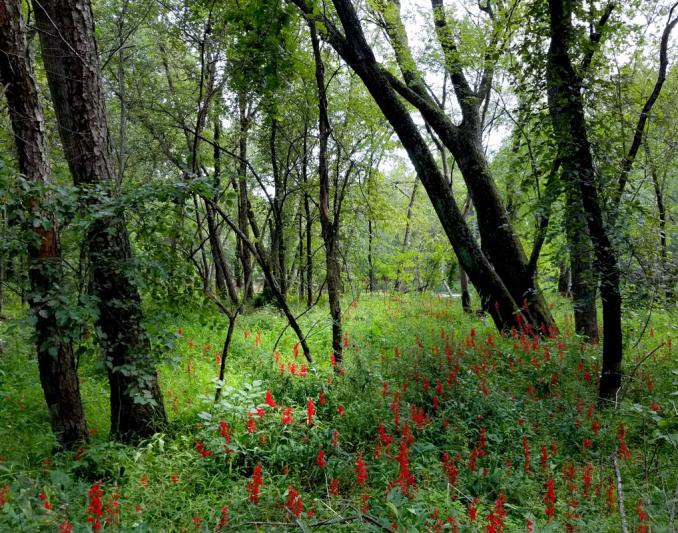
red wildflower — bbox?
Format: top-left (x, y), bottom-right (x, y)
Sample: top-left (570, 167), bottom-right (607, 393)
top-left (617, 424), bottom-right (632, 460)
top-left (319, 391), bottom-right (327, 404)
top-left (522, 436), bottom-right (531, 473)
top-left (86, 481), bottom-right (104, 532)
top-left (195, 440), bottom-right (213, 458)
top-left (360, 493), bottom-right (370, 513)
top-left (218, 421), bottom-right (231, 444)
top-left (540, 446), bottom-right (549, 470)
top-left (441, 452), bottom-right (459, 495)
top-left (293, 342), bottom-right (300, 358)
top-left (39, 491), bottom-right (51, 511)
top-left (606, 480), bottom-right (616, 512)
top-left (192, 516), bottom-right (203, 529)
top-left (592, 418), bottom-right (600, 434)
top-left (329, 478), bottom-right (339, 496)
top-left (316, 449), bottom-right (327, 468)
top-left (636, 499), bottom-right (649, 533)
top-left (171, 473), bottom-right (179, 484)
top-left (286, 487), bottom-right (303, 518)
top-left (394, 440), bottom-right (415, 495)
top-left (306, 398), bottom-right (316, 425)
top-left (281, 407), bottom-right (293, 424)
top-left (337, 404), bottom-right (345, 416)
top-left (343, 332), bottom-right (349, 348)
top-left (246, 464), bottom-right (263, 504)
top-left (247, 416), bottom-right (258, 433)
top-left (354, 452), bottom-right (368, 484)
top-left (485, 493), bottom-right (507, 533)
top-left (468, 499), bottom-right (478, 521)
top-left (544, 478), bottom-right (556, 520)
top-left (583, 438), bottom-right (592, 449)
top-left (217, 506), bottom-right (229, 529)
top-left (582, 464), bottom-right (593, 496)
top-left (58, 520), bottom-right (74, 533)
top-left (265, 389), bottom-right (277, 408)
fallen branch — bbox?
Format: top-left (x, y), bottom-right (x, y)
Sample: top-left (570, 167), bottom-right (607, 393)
top-left (227, 513), bottom-right (390, 530)
top-left (612, 452), bottom-right (630, 533)
top-left (669, 478), bottom-right (678, 533)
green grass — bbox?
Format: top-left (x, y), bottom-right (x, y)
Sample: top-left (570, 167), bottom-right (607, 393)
top-left (0, 293), bottom-right (675, 531)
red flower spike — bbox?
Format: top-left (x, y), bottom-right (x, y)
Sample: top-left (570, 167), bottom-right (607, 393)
top-left (265, 389), bottom-right (277, 408)
top-left (354, 451), bottom-right (368, 484)
top-left (246, 464), bottom-right (263, 504)
top-left (306, 398), bottom-right (316, 425)
top-left (286, 487), bottom-right (304, 518)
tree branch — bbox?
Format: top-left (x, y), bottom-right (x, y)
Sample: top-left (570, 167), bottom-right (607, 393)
top-left (615, 2), bottom-right (678, 206)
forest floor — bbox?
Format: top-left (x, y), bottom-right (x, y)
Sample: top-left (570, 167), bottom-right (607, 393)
top-left (0, 293), bottom-right (675, 532)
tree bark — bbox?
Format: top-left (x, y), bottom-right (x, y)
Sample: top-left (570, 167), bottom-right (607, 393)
top-left (546, 0), bottom-right (623, 401)
top-left (310, 21), bottom-right (343, 366)
top-left (565, 188), bottom-right (599, 342)
top-left (0, 0), bottom-right (89, 449)
top-left (269, 117), bottom-right (287, 298)
top-left (237, 93), bottom-right (254, 300)
top-left (33, 0), bottom-right (167, 438)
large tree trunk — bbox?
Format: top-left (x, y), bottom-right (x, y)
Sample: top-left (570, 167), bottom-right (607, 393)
top-left (297, 0), bottom-right (523, 331)
top-left (0, 0), bottom-right (89, 449)
top-left (372, 0), bottom-right (556, 333)
top-left (565, 189), bottom-right (599, 342)
top-left (310, 21), bottom-right (343, 365)
top-left (33, 0), bottom-right (166, 439)
top-left (546, 0), bottom-right (623, 401)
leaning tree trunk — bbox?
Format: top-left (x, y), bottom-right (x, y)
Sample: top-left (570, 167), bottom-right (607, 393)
top-left (33, 0), bottom-right (166, 439)
top-left (310, 20), bottom-right (343, 366)
top-left (546, 0), bottom-right (623, 401)
top-left (373, 0), bottom-right (556, 333)
top-left (0, 0), bottom-right (89, 449)
top-left (296, 0), bottom-right (523, 332)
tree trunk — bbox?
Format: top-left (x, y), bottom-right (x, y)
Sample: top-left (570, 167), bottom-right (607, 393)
top-left (33, 0), bottom-right (166, 439)
top-left (269, 117), bottom-right (287, 298)
top-left (310, 21), bottom-right (343, 366)
top-left (459, 268), bottom-right (472, 313)
top-left (558, 259), bottom-right (571, 296)
top-left (374, 0), bottom-right (556, 333)
top-left (546, 0), bottom-right (623, 401)
top-left (237, 93), bottom-right (254, 300)
top-left (301, 121), bottom-right (314, 307)
top-left (302, 0), bottom-right (523, 331)
top-left (565, 188), bottom-right (599, 342)
top-left (394, 177), bottom-right (419, 291)
top-left (0, 0), bottom-right (89, 449)
top-left (368, 218), bottom-right (376, 292)
top-left (646, 143), bottom-right (672, 301)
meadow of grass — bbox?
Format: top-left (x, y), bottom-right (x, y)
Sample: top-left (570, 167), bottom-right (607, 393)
top-left (0, 293), bottom-right (675, 532)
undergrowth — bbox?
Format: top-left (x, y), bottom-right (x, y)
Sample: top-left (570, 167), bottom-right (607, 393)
top-left (0, 293), bottom-right (675, 531)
